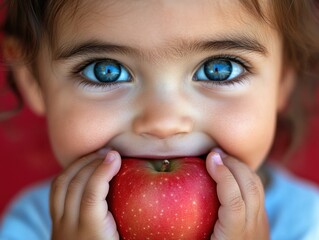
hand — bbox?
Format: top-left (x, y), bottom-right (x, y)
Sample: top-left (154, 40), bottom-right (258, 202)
top-left (50, 150), bottom-right (121, 240)
top-left (206, 149), bottom-right (269, 240)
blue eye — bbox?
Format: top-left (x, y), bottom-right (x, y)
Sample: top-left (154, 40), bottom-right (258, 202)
top-left (194, 59), bottom-right (244, 82)
top-left (82, 59), bottom-right (131, 83)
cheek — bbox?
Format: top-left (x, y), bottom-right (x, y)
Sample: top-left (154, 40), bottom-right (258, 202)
top-left (205, 96), bottom-right (277, 170)
top-left (46, 99), bottom-right (126, 167)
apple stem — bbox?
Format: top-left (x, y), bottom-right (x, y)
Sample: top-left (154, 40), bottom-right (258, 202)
top-left (160, 160), bottom-right (170, 172)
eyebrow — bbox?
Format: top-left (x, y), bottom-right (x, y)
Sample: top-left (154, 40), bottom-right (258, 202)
top-left (54, 36), bottom-right (268, 61)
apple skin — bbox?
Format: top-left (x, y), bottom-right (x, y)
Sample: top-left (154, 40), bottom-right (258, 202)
top-left (107, 157), bottom-right (219, 240)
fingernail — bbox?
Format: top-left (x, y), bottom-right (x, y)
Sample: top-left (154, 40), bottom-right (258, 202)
top-left (104, 151), bottom-right (117, 163)
top-left (212, 147), bottom-right (227, 159)
top-left (212, 152), bottom-right (223, 166)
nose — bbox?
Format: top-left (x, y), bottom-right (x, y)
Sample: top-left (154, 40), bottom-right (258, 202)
top-left (133, 95), bottom-right (194, 139)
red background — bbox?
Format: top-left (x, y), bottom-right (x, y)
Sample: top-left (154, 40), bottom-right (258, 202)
top-left (0, 6), bottom-right (319, 217)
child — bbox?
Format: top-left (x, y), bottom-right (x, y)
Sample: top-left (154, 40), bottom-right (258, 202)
top-left (1, 0), bottom-right (319, 239)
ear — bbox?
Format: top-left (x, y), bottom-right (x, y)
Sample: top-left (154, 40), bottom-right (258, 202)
top-left (277, 64), bottom-right (296, 113)
top-left (2, 37), bottom-right (46, 116)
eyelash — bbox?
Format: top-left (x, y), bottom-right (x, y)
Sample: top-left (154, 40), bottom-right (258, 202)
top-left (71, 55), bottom-right (253, 90)
top-left (192, 54), bottom-right (253, 87)
top-left (70, 58), bottom-right (131, 90)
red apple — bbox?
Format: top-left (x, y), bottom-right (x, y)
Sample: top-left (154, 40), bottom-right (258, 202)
top-left (108, 157), bottom-right (219, 240)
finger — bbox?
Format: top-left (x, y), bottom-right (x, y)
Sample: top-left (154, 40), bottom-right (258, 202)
top-left (80, 151), bottom-right (121, 226)
top-left (206, 152), bottom-right (245, 239)
top-left (50, 151), bottom-right (105, 222)
top-left (222, 156), bottom-right (264, 228)
top-left (63, 159), bottom-right (103, 226)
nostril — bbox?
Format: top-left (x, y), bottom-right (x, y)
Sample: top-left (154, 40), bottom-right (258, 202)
top-left (133, 116), bottom-right (194, 139)
top-left (141, 128), bottom-right (182, 139)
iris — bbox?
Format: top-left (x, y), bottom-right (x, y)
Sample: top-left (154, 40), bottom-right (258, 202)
top-left (204, 60), bottom-right (232, 81)
top-left (94, 60), bottom-right (121, 82)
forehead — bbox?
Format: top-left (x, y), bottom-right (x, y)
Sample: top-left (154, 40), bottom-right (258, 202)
top-left (51, 0), bottom-right (275, 57)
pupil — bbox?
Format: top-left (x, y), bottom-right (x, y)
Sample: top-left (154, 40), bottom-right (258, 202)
top-left (94, 60), bottom-right (121, 82)
top-left (204, 60), bottom-right (232, 81)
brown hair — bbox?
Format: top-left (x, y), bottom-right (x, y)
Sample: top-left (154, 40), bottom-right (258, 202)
top-left (3, 0), bottom-right (319, 68)
top-left (1, 0), bottom-right (319, 155)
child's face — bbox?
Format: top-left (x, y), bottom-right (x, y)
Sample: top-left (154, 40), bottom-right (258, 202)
top-left (29, 0), bottom-right (293, 169)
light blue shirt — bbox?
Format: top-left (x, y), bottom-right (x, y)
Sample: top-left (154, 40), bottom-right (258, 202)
top-left (1, 165), bottom-right (319, 240)
top-left (265, 165), bottom-right (319, 239)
